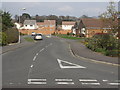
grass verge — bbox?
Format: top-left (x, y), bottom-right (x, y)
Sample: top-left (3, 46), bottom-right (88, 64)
top-left (56, 34), bottom-right (85, 40)
top-left (24, 37), bottom-right (34, 42)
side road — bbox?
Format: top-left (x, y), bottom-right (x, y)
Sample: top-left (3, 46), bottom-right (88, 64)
top-left (1, 36), bottom-right (35, 54)
top-left (67, 40), bottom-right (119, 65)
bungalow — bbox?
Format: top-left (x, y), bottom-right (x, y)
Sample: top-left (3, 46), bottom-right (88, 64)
top-left (23, 20), bottom-right (38, 30)
top-left (62, 21), bottom-right (76, 30)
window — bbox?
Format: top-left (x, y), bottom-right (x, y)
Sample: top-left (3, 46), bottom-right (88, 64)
top-left (30, 25), bottom-right (33, 27)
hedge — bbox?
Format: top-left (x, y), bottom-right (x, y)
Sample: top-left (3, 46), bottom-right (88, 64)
top-left (4, 28), bottom-right (19, 44)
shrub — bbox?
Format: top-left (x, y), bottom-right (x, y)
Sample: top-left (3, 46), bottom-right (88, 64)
top-left (0, 32), bottom-right (7, 46)
top-left (85, 33), bottom-right (119, 57)
top-left (67, 32), bottom-right (70, 35)
top-left (105, 50), bottom-right (119, 57)
top-left (5, 28), bottom-right (19, 44)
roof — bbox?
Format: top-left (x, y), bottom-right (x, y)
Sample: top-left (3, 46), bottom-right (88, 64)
top-left (62, 21), bottom-right (76, 25)
top-left (37, 22), bottom-right (44, 26)
top-left (24, 20), bottom-right (36, 25)
top-left (81, 18), bottom-right (112, 29)
top-left (44, 20), bottom-right (56, 25)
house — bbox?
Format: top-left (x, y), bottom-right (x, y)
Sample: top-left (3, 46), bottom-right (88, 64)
top-left (73, 18), bottom-right (112, 37)
top-left (23, 20), bottom-right (38, 29)
top-left (62, 21), bottom-right (76, 30)
top-left (44, 20), bottom-right (56, 31)
top-left (72, 20), bottom-right (85, 36)
top-left (37, 20), bottom-right (56, 31)
top-left (37, 22), bottom-right (44, 28)
top-left (14, 22), bottom-right (21, 29)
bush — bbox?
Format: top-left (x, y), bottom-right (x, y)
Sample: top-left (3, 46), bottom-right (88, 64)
top-left (5, 28), bottom-right (19, 44)
top-left (67, 32), bottom-right (70, 35)
top-left (105, 50), bottom-right (119, 57)
top-left (0, 32), bottom-right (7, 46)
top-left (85, 33), bottom-right (119, 57)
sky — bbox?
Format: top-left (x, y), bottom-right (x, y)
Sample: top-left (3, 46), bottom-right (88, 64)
top-left (2, 1), bottom-right (119, 18)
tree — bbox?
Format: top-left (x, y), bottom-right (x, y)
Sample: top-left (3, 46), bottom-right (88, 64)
top-left (2, 11), bottom-right (14, 32)
top-left (14, 15), bottom-right (19, 22)
top-left (20, 13), bottom-right (31, 23)
top-left (99, 2), bottom-right (118, 36)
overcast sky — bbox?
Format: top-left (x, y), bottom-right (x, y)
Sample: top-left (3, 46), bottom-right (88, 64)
top-left (2, 2), bottom-right (119, 18)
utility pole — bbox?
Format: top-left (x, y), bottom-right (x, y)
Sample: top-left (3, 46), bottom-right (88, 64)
top-left (18, 8), bottom-right (26, 43)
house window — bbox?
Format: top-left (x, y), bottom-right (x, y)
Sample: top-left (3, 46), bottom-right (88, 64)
top-left (25, 25), bottom-right (27, 27)
top-left (30, 25), bottom-right (33, 27)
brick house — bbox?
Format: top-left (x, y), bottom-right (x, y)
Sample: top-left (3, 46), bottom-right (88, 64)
top-left (73, 18), bottom-right (112, 38)
top-left (37, 20), bottom-right (56, 31)
top-left (62, 21), bottom-right (76, 30)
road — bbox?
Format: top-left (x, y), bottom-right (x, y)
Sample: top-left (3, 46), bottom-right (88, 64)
top-left (2, 36), bottom-right (119, 88)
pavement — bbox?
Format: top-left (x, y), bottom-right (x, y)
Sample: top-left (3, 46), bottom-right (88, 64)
top-left (1, 35), bottom-right (35, 54)
top-left (53, 37), bottom-right (119, 65)
top-left (68, 40), bottom-right (119, 65)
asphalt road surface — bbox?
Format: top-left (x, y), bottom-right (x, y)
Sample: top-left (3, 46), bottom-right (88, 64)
top-left (2, 36), bottom-right (119, 88)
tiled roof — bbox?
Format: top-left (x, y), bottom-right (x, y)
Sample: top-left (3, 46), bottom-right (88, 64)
top-left (24, 20), bottom-right (36, 25)
top-left (62, 21), bottom-right (76, 25)
top-left (44, 20), bottom-right (56, 25)
top-left (81, 18), bottom-right (114, 29)
top-left (37, 22), bottom-right (44, 26)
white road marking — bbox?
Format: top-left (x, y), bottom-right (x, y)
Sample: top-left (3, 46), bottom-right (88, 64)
top-left (55, 79), bottom-right (72, 81)
top-left (36, 53), bottom-right (39, 56)
top-left (33, 56), bottom-right (37, 61)
top-left (39, 48), bottom-right (45, 52)
top-left (28, 79), bottom-right (46, 82)
top-left (50, 43), bottom-right (53, 46)
top-left (9, 83), bottom-right (14, 85)
top-left (103, 80), bottom-right (109, 82)
top-left (57, 59), bottom-right (86, 69)
top-left (81, 83), bottom-right (100, 85)
top-left (28, 82), bottom-right (47, 84)
top-left (79, 79), bottom-right (97, 82)
top-left (108, 83), bottom-right (120, 85)
top-left (56, 82), bottom-right (74, 85)
top-left (30, 65), bottom-right (33, 68)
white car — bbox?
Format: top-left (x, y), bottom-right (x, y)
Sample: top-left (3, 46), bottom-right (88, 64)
top-left (31, 32), bottom-right (36, 36)
top-left (34, 34), bottom-right (43, 40)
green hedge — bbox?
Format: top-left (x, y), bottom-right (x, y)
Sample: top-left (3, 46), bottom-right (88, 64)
top-left (0, 32), bottom-right (7, 46)
top-left (4, 28), bottom-right (19, 44)
top-left (85, 33), bottom-right (119, 57)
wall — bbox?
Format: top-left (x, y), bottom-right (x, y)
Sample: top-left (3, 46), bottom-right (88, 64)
top-left (62, 25), bottom-right (74, 30)
top-left (19, 29), bottom-right (72, 35)
top-left (86, 29), bottom-right (108, 38)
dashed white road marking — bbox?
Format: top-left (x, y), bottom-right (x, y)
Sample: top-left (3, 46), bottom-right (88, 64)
top-left (33, 56), bottom-right (37, 61)
top-left (28, 79), bottom-right (46, 82)
top-left (28, 82), bottom-right (47, 84)
top-left (81, 83), bottom-right (100, 85)
top-left (28, 79), bottom-right (47, 85)
top-left (57, 59), bottom-right (86, 69)
top-left (108, 83), bottom-right (120, 85)
top-left (55, 79), bottom-right (72, 81)
top-left (79, 79), bottom-right (97, 82)
top-left (103, 80), bottom-right (109, 82)
top-left (36, 53), bottom-right (39, 56)
top-left (56, 82), bottom-right (74, 85)
top-left (30, 65), bottom-right (33, 68)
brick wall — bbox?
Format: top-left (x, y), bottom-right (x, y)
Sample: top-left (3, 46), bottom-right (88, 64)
top-left (19, 29), bottom-right (72, 35)
top-left (86, 29), bottom-right (108, 38)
